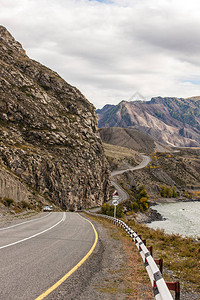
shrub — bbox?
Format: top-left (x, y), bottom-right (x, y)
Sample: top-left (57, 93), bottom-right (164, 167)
top-left (3, 198), bottom-right (14, 207)
top-left (160, 185), bottom-right (177, 198)
top-left (121, 185), bottom-right (150, 214)
top-left (136, 185), bottom-right (149, 201)
top-left (19, 200), bottom-right (32, 209)
top-left (138, 197), bottom-right (149, 211)
top-left (101, 203), bottom-right (123, 218)
top-left (131, 202), bottom-right (139, 212)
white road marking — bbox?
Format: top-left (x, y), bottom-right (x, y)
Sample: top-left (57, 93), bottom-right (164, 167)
top-left (0, 212), bottom-right (52, 231)
top-left (0, 212), bottom-right (65, 250)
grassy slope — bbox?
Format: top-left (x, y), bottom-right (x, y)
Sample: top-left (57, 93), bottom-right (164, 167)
top-left (125, 218), bottom-right (200, 297)
top-left (86, 214), bottom-right (154, 299)
top-left (103, 142), bottom-right (141, 171)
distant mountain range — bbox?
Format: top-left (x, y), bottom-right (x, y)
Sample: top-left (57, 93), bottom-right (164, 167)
top-left (97, 97), bottom-right (200, 147)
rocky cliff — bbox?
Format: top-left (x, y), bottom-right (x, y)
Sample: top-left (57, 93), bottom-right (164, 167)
top-left (0, 26), bottom-right (110, 211)
top-left (97, 97), bottom-right (200, 147)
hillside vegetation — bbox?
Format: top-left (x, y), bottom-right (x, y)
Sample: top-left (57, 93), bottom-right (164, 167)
top-left (115, 148), bottom-right (200, 202)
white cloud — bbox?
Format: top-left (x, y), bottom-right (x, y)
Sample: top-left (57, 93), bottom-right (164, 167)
top-left (1, 0), bottom-right (200, 108)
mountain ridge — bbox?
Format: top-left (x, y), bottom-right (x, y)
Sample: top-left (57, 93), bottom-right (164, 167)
top-left (97, 97), bottom-right (200, 147)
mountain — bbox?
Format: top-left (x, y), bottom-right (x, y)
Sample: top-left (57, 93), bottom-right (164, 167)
top-left (97, 97), bottom-right (200, 147)
top-left (99, 127), bottom-right (162, 153)
top-left (0, 26), bottom-right (110, 211)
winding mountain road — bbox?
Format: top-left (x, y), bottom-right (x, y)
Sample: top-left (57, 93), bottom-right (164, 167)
top-left (0, 155), bottom-right (151, 299)
top-left (0, 212), bottom-right (97, 300)
top-left (111, 155), bottom-right (151, 203)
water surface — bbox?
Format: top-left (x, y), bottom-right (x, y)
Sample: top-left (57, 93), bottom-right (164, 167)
top-left (148, 201), bottom-right (200, 238)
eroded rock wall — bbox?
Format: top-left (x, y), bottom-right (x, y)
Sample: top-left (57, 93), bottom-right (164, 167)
top-left (0, 167), bottom-right (30, 202)
top-left (0, 26), bottom-right (110, 210)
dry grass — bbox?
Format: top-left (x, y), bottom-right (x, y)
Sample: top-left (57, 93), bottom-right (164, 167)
top-left (86, 213), bottom-right (200, 299)
top-left (118, 229), bottom-right (154, 299)
top-left (103, 142), bottom-right (140, 171)
top-left (103, 142), bottom-right (138, 161)
top-left (125, 218), bottom-right (200, 293)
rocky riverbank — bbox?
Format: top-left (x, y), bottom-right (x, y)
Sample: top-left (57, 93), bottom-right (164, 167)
top-left (136, 197), bottom-right (200, 224)
top-left (135, 207), bottom-right (165, 224)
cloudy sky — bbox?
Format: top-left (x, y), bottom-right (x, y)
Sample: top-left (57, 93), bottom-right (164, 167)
top-left (1, 0), bottom-right (200, 108)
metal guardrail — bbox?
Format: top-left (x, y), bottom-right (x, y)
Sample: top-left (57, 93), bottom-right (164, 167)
top-left (85, 211), bottom-right (174, 300)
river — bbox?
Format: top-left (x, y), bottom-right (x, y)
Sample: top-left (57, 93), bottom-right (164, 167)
top-left (148, 201), bottom-right (200, 238)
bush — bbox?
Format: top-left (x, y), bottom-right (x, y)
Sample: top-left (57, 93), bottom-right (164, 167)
top-left (136, 185), bottom-right (149, 201)
top-left (101, 203), bottom-right (123, 218)
top-left (19, 200), bottom-right (32, 209)
top-left (138, 197), bottom-right (149, 211)
top-left (3, 198), bottom-right (14, 207)
top-left (131, 202), bottom-right (139, 212)
top-left (121, 185), bottom-right (150, 214)
top-left (136, 186), bottom-right (149, 212)
top-left (160, 185), bottom-right (177, 198)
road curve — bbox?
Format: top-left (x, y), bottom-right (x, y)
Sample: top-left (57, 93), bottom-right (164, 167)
top-left (0, 212), bottom-right (97, 300)
top-left (111, 155), bottom-right (151, 204)
top-left (111, 155), bottom-right (151, 177)
top-left (110, 180), bottom-right (129, 203)
top-left (89, 155), bottom-right (151, 210)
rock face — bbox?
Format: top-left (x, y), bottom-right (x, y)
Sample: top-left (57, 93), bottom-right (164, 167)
top-left (0, 26), bottom-right (110, 210)
top-left (97, 97), bottom-right (200, 147)
top-left (0, 167), bottom-right (31, 202)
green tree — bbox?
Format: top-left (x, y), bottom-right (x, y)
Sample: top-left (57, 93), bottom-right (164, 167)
top-left (160, 185), bottom-right (177, 198)
top-left (101, 203), bottom-right (123, 217)
top-left (131, 202), bottom-right (139, 212)
top-left (138, 197), bottom-right (149, 212)
top-left (172, 186), bottom-right (177, 197)
top-left (137, 186), bottom-right (149, 201)
top-left (166, 186), bottom-right (172, 198)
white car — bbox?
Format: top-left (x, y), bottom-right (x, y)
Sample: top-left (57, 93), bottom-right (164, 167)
top-left (43, 205), bottom-right (53, 212)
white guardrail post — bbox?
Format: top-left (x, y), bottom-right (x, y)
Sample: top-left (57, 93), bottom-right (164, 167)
top-left (84, 211), bottom-right (174, 300)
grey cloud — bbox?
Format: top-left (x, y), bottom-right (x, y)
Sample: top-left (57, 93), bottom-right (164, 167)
top-left (1, 0), bottom-right (200, 108)
top-left (134, 22), bottom-right (200, 55)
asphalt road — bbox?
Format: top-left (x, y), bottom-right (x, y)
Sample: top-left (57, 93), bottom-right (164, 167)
top-left (110, 180), bottom-right (128, 204)
top-left (0, 212), bottom-right (96, 300)
top-left (90, 155), bottom-right (151, 210)
top-left (111, 155), bottom-right (151, 177)
top-left (110, 155), bottom-right (151, 204)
